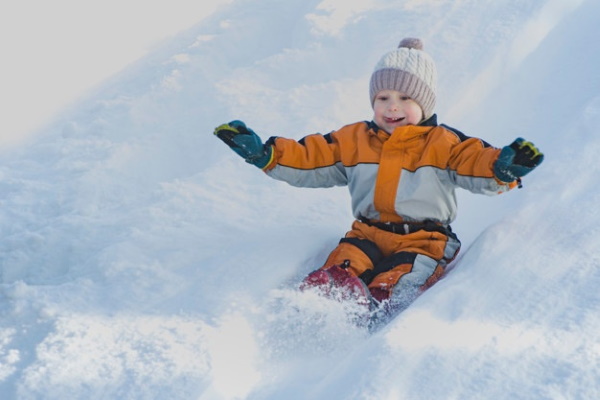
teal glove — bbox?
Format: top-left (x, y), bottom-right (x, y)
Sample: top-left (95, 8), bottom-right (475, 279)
top-left (214, 120), bottom-right (274, 169)
top-left (494, 138), bottom-right (544, 182)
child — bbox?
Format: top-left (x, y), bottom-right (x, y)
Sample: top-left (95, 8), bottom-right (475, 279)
top-left (214, 38), bottom-right (543, 321)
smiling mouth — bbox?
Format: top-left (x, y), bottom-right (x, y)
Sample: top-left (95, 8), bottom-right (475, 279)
top-left (385, 116), bottom-right (405, 123)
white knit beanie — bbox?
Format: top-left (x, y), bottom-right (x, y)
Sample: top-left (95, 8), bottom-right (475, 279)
top-left (369, 38), bottom-right (437, 120)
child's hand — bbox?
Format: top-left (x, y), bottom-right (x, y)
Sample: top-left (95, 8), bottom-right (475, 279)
top-left (214, 120), bottom-right (274, 169)
top-left (494, 138), bottom-right (544, 182)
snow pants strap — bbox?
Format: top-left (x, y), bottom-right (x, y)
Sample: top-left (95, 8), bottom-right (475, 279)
top-left (358, 216), bottom-right (457, 240)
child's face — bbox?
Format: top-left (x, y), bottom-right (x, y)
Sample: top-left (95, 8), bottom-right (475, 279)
top-left (373, 90), bottom-right (424, 134)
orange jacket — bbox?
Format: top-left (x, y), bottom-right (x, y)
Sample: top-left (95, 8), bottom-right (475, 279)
top-left (264, 117), bottom-right (515, 225)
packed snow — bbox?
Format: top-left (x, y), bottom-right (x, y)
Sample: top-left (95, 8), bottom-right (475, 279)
top-left (1, 0), bottom-right (599, 399)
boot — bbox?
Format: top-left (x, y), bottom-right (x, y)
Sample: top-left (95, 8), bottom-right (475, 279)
top-left (300, 261), bottom-right (372, 308)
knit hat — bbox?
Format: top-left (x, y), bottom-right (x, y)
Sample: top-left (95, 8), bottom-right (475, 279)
top-left (369, 37), bottom-right (437, 120)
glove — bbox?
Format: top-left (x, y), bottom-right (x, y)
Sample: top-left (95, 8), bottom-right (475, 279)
top-left (213, 120), bottom-right (274, 169)
top-left (494, 138), bottom-right (544, 182)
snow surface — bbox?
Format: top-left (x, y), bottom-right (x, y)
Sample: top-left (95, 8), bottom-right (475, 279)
top-left (1, 0), bottom-right (599, 399)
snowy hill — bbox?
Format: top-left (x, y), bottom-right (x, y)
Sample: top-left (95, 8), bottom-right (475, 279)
top-left (1, 0), bottom-right (599, 399)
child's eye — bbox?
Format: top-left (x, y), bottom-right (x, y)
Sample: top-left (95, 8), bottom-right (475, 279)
top-left (377, 95), bottom-right (389, 101)
top-left (400, 96), bottom-right (411, 101)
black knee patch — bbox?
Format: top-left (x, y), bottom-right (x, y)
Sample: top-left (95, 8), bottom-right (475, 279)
top-left (360, 252), bottom-right (418, 286)
top-left (339, 237), bottom-right (383, 284)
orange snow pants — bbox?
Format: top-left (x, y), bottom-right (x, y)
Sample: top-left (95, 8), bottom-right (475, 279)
top-left (322, 220), bottom-right (461, 301)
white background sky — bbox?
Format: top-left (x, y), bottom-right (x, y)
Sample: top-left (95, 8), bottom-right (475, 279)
top-left (0, 0), bottom-right (231, 147)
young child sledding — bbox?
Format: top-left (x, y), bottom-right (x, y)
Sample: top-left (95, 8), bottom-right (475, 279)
top-left (214, 37), bottom-right (543, 323)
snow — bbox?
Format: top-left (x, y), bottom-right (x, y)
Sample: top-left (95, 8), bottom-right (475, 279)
top-left (1, 0), bottom-right (599, 399)
top-left (0, 0), bottom-right (233, 147)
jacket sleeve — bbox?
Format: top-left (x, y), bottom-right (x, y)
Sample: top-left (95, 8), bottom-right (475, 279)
top-left (445, 130), bottom-right (517, 195)
top-left (264, 132), bottom-right (348, 188)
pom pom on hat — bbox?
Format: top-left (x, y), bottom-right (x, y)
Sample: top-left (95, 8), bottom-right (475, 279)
top-left (369, 37), bottom-right (437, 120)
top-left (398, 37), bottom-right (423, 50)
